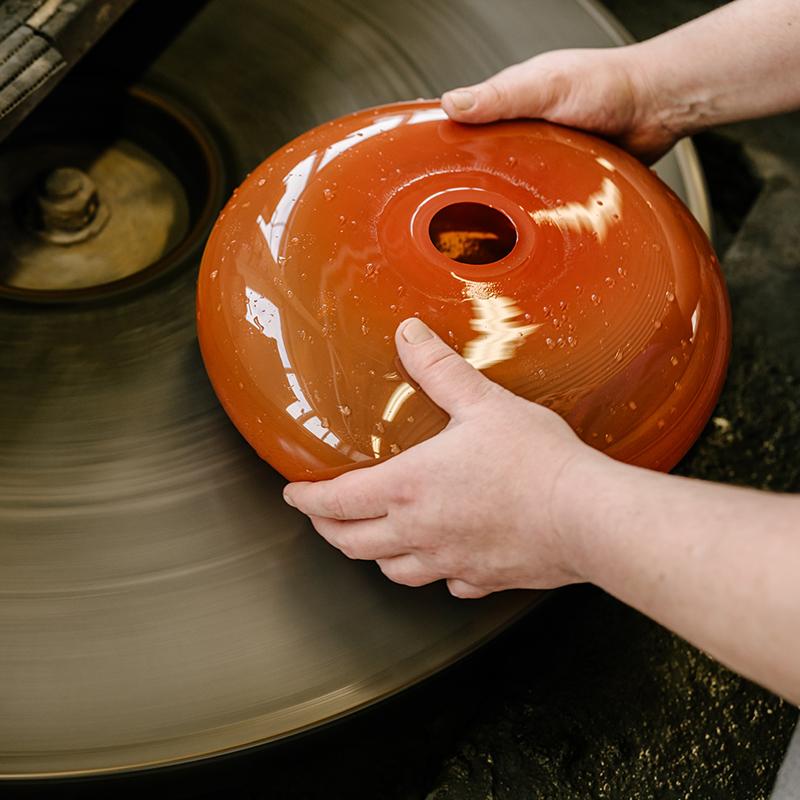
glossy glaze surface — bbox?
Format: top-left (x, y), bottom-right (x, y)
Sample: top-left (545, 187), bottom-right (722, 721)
top-left (197, 101), bottom-right (730, 481)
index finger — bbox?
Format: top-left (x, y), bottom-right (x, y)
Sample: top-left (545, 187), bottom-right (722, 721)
top-left (283, 463), bottom-right (391, 520)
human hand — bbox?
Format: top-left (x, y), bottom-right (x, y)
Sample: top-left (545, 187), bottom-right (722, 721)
top-left (283, 318), bottom-right (607, 598)
top-left (441, 47), bottom-right (676, 164)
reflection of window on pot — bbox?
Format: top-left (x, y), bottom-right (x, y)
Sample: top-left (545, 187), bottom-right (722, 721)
top-left (244, 286), bottom-right (343, 452)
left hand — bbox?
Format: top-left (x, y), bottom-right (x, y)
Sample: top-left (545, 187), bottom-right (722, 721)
top-left (283, 317), bottom-right (602, 598)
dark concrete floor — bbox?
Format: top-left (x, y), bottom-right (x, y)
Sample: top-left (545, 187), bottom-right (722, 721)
top-left (8, 2), bottom-right (798, 798)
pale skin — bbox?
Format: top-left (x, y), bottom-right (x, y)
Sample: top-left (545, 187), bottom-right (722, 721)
top-left (284, 0), bottom-right (800, 704)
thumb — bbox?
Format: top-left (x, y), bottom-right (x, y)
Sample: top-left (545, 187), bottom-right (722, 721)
top-left (441, 62), bottom-right (546, 123)
top-left (395, 318), bottom-right (499, 418)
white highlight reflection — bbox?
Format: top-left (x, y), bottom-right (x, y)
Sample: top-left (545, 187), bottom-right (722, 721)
top-left (245, 286), bottom-right (340, 448)
top-left (260, 107), bottom-right (448, 265)
top-left (245, 286), bottom-right (290, 368)
top-left (374, 280), bottom-right (539, 457)
top-left (258, 153), bottom-right (317, 262)
top-left (595, 156), bottom-right (616, 172)
top-left (318, 114), bottom-right (405, 170)
top-left (531, 177), bottom-right (622, 242)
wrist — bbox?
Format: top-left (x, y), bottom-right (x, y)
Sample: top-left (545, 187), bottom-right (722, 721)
top-left (624, 40), bottom-right (712, 142)
top-left (550, 447), bottom-right (628, 584)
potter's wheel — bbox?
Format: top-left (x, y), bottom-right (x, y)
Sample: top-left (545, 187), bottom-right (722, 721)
top-left (0, 0), bottom-right (710, 778)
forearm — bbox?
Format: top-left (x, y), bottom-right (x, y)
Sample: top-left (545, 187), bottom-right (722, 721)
top-left (561, 455), bottom-right (800, 703)
top-left (627, 0), bottom-right (800, 136)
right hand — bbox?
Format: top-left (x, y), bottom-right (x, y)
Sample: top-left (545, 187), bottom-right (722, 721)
top-left (284, 318), bottom-right (604, 599)
top-left (442, 47), bottom-right (676, 164)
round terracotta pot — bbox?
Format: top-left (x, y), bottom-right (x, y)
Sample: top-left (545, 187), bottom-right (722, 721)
top-left (197, 101), bottom-right (730, 481)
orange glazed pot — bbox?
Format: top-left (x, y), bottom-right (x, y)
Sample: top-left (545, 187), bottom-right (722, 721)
top-left (197, 101), bottom-right (731, 481)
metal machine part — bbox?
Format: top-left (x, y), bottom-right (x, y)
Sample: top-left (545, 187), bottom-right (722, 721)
top-left (0, 84), bottom-right (222, 299)
top-left (29, 166), bottom-right (110, 244)
top-left (0, 0), bottom-right (136, 142)
top-left (0, 0), bottom-right (711, 778)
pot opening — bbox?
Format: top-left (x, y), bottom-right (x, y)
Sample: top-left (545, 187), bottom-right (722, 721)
top-left (429, 201), bottom-right (517, 265)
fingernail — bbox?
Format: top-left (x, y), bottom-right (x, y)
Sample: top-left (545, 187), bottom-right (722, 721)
top-left (400, 318), bottom-right (433, 344)
top-left (445, 89), bottom-right (475, 111)
top-left (283, 490), bottom-right (296, 508)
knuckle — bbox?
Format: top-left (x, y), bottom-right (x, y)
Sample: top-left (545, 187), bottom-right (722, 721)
top-left (419, 348), bottom-right (497, 409)
top-left (311, 516), bottom-right (332, 538)
top-left (336, 535), bottom-right (359, 560)
top-left (420, 345), bottom-right (462, 375)
top-left (312, 517), bottom-right (351, 552)
top-left (378, 560), bottom-right (401, 581)
top-left (460, 376), bottom-right (498, 409)
top-left (379, 560), bottom-right (427, 587)
top-left (390, 476), bottom-right (418, 507)
top-left (323, 490), bottom-right (348, 520)
top-left (481, 78), bottom-right (508, 110)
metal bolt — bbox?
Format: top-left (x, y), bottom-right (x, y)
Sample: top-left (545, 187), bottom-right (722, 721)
top-left (31, 166), bottom-right (110, 244)
top-left (42, 167), bottom-right (86, 201)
